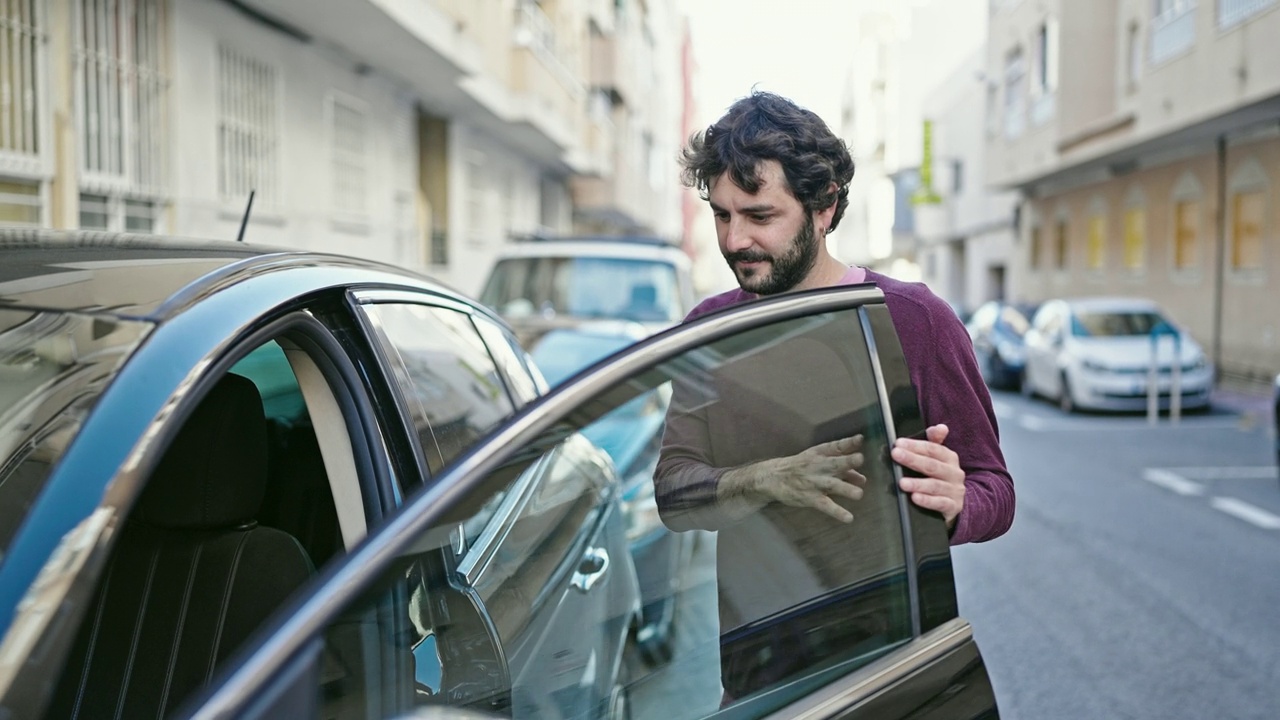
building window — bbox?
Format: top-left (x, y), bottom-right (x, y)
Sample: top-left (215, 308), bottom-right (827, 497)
top-left (1173, 199), bottom-right (1200, 270)
top-left (1003, 48), bottom-right (1026, 139)
top-left (1087, 214), bottom-right (1106, 270)
top-left (1124, 206), bottom-right (1146, 271)
top-left (1054, 218), bottom-right (1068, 270)
top-left (1029, 225), bottom-right (1042, 270)
top-left (217, 45), bottom-right (279, 206)
top-left (0, 179), bottom-right (41, 226)
top-left (1127, 22), bottom-right (1143, 88)
top-left (74, 0), bottom-right (168, 232)
top-left (1231, 190), bottom-right (1264, 270)
top-left (1, 0), bottom-right (43, 164)
top-left (1151, 0), bottom-right (1196, 65)
top-left (1218, 0), bottom-right (1276, 29)
top-left (1031, 19), bottom-right (1058, 96)
top-left (329, 95), bottom-right (368, 219)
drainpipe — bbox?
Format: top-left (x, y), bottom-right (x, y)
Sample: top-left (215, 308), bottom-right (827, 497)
top-left (1211, 134), bottom-right (1227, 382)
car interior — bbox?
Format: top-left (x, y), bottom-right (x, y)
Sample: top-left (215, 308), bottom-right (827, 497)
top-left (43, 334), bottom-right (362, 719)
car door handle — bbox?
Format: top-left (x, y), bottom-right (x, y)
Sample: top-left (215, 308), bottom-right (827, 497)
top-left (571, 547), bottom-right (610, 593)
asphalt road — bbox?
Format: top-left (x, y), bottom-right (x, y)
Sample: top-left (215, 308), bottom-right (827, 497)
top-left (954, 389), bottom-right (1280, 719)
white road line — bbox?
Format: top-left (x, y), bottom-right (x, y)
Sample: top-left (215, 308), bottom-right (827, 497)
top-left (1163, 467), bottom-right (1279, 480)
top-left (1012, 417), bottom-right (1246, 432)
top-left (1209, 497), bottom-right (1280, 530)
top-left (1141, 469), bottom-right (1206, 496)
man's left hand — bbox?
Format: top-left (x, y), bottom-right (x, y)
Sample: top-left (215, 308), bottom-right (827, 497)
top-left (891, 424), bottom-right (965, 528)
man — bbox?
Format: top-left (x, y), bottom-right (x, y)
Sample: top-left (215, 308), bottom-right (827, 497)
top-left (653, 91), bottom-right (1014, 701)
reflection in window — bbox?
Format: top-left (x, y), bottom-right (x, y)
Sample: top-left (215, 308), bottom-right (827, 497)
top-left (313, 306), bottom-right (915, 719)
top-left (364, 303), bottom-right (515, 475)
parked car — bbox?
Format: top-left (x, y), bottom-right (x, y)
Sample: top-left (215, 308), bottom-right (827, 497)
top-left (530, 321), bottom-right (695, 666)
top-left (0, 231), bottom-right (998, 720)
top-left (1022, 297), bottom-right (1214, 413)
top-left (479, 236), bottom-right (697, 348)
top-left (1273, 373), bottom-right (1280, 471)
top-left (965, 300), bottom-right (1036, 390)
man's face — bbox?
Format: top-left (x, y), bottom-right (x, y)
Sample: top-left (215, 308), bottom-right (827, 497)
top-left (709, 161), bottom-right (820, 295)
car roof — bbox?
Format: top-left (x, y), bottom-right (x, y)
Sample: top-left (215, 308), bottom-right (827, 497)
top-left (0, 229), bottom-right (460, 320)
top-left (1060, 296), bottom-right (1162, 313)
top-left (492, 237), bottom-right (692, 266)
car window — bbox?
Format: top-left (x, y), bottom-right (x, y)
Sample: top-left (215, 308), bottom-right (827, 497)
top-left (482, 256), bottom-right (683, 323)
top-left (0, 309), bottom-right (149, 563)
top-left (469, 312), bottom-right (543, 406)
top-left (362, 303), bottom-right (516, 475)
top-left (1071, 310), bottom-right (1166, 337)
top-left (273, 302), bottom-right (916, 720)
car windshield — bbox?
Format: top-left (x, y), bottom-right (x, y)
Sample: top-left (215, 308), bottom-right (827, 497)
top-left (481, 256), bottom-right (682, 323)
top-left (997, 306), bottom-right (1031, 337)
top-left (0, 310), bottom-right (147, 562)
top-left (529, 330), bottom-right (637, 386)
top-left (1071, 310), bottom-right (1167, 337)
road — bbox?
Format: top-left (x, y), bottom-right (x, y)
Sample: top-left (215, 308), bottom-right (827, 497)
top-left (954, 389), bottom-right (1280, 719)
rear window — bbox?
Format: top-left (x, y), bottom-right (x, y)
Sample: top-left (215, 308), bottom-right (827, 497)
top-left (481, 256), bottom-right (682, 323)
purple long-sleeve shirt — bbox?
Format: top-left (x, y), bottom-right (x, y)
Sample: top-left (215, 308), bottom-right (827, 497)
top-left (653, 267), bottom-right (1015, 545)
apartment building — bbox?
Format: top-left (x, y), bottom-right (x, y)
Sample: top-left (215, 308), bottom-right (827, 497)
top-left (0, 0), bottom-right (688, 297)
top-left (987, 0), bottom-right (1280, 383)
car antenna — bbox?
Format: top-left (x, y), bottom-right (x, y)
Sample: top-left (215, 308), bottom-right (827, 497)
top-left (235, 190), bottom-right (256, 242)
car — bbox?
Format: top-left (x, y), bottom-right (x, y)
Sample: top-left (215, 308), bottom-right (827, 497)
top-left (0, 231), bottom-right (998, 720)
top-left (530, 321), bottom-right (696, 666)
top-left (479, 236), bottom-right (697, 348)
top-left (1022, 297), bottom-right (1214, 413)
top-left (965, 300), bottom-right (1036, 390)
top-left (1273, 373), bottom-right (1279, 471)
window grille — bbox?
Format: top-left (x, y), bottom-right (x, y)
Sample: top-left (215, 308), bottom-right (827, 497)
top-left (1151, 0), bottom-right (1195, 65)
top-left (330, 96), bottom-right (368, 218)
top-left (218, 45), bottom-right (278, 205)
top-left (1218, 0), bottom-right (1275, 29)
top-left (0, 0), bottom-right (44, 170)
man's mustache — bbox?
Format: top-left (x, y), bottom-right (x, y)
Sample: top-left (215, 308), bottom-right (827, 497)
top-left (725, 250), bottom-right (772, 264)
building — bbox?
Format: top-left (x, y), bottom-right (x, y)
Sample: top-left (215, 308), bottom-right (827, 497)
top-left (987, 0), bottom-right (1280, 385)
top-left (0, 0), bottom-right (689, 298)
top-left (915, 49), bottom-right (1020, 313)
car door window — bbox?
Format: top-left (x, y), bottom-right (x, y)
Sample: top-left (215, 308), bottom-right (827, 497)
top-left (362, 303), bottom-right (516, 475)
top-left (228, 300), bottom-right (920, 720)
top-left (469, 312), bottom-right (544, 405)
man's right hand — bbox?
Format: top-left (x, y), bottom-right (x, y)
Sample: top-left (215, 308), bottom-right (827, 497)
top-left (718, 435), bottom-right (867, 523)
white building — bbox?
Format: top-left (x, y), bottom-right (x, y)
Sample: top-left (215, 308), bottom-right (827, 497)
top-left (0, 0), bottom-right (689, 298)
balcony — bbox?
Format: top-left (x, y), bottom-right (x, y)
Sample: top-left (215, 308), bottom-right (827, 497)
top-left (1219, 0), bottom-right (1276, 28)
top-left (1151, 5), bottom-right (1196, 65)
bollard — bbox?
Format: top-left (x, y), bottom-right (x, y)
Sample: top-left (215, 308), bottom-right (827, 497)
top-left (1148, 321), bottom-right (1182, 425)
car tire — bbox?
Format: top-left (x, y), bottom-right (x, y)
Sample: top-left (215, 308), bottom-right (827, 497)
top-left (1059, 371), bottom-right (1076, 414)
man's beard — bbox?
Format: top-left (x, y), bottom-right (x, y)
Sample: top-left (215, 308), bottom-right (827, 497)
top-left (723, 215), bottom-right (819, 295)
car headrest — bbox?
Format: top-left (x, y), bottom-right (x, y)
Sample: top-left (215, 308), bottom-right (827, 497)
top-left (135, 373), bottom-right (269, 530)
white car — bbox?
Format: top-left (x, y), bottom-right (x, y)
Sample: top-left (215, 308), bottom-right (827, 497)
top-left (1022, 297), bottom-right (1214, 413)
top-left (480, 236), bottom-right (697, 347)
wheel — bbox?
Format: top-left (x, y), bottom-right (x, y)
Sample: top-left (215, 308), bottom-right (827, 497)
top-left (1058, 371), bottom-right (1075, 414)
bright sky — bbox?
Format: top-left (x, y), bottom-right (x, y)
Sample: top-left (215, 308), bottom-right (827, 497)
top-left (681, 0), bottom-right (868, 130)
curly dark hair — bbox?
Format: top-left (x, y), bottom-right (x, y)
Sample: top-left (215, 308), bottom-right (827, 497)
top-left (681, 91), bottom-right (856, 231)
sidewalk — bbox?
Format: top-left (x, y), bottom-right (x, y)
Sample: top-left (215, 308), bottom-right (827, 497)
top-left (1211, 380), bottom-right (1275, 423)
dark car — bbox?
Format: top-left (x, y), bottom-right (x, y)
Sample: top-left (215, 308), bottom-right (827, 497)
top-left (965, 300), bottom-right (1036, 390)
top-left (531, 321), bottom-right (696, 666)
top-left (0, 231), bottom-right (999, 720)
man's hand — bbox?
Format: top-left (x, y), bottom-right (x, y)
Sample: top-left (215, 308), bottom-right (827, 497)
top-left (891, 424), bottom-right (965, 528)
top-left (719, 435), bottom-right (867, 523)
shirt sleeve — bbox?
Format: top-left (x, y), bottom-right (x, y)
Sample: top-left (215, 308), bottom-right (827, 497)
top-left (892, 297), bottom-right (1016, 545)
top-left (652, 377), bottom-right (763, 532)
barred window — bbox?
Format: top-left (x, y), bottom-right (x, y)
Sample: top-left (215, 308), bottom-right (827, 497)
top-left (73, 0), bottom-right (167, 231)
top-left (330, 95), bottom-right (368, 218)
top-left (218, 45), bottom-right (279, 206)
top-left (1, 0), bottom-right (46, 225)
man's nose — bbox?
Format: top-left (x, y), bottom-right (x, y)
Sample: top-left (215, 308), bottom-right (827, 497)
top-left (721, 217), bottom-right (751, 253)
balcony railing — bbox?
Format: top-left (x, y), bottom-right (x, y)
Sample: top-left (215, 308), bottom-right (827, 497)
top-left (1151, 4), bottom-right (1196, 65)
top-left (1218, 0), bottom-right (1276, 29)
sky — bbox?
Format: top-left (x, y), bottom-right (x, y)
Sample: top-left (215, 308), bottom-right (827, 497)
top-left (681, 0), bottom-right (868, 130)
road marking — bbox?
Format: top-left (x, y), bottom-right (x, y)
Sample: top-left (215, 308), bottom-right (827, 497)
top-left (1163, 466), bottom-right (1279, 480)
top-left (1141, 469), bottom-right (1205, 496)
top-left (1209, 497), bottom-right (1280, 530)
top-left (1009, 415), bottom-right (1248, 432)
